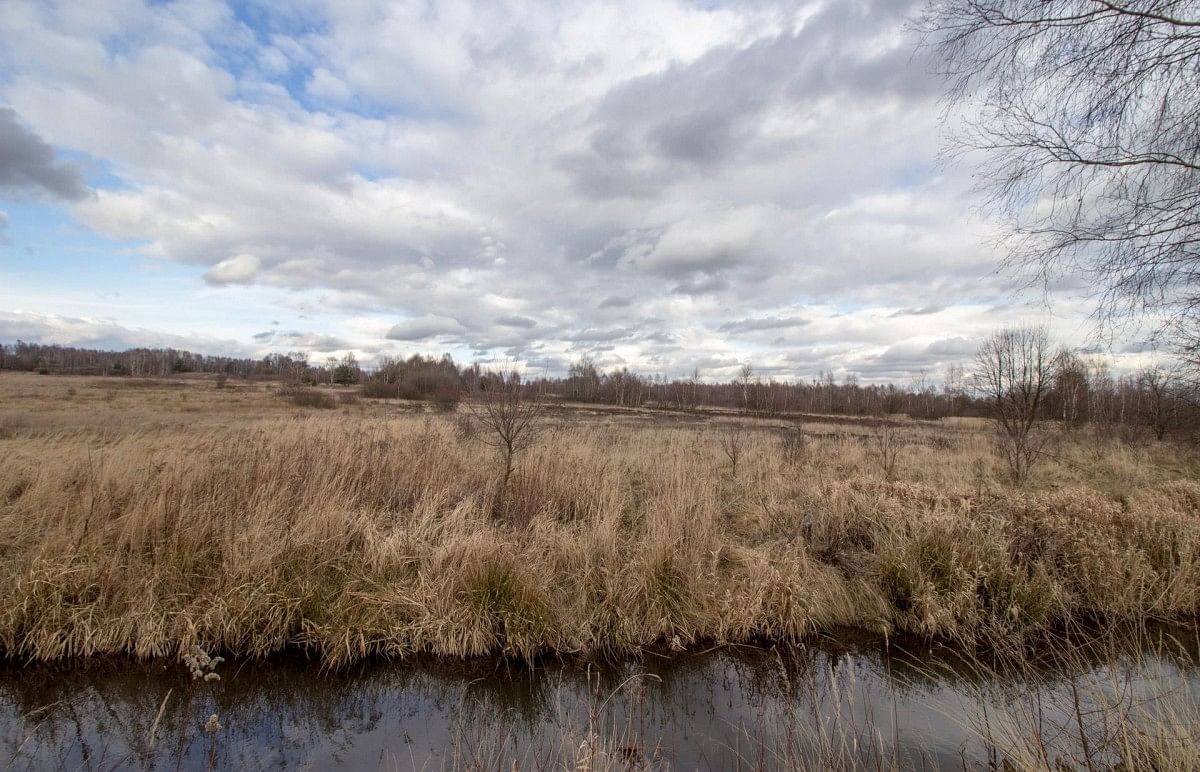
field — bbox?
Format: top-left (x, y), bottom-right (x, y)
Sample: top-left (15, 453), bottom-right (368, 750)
top-left (1, 370), bottom-right (1198, 668)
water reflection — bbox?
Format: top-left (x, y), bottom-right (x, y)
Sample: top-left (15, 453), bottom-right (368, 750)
top-left (1, 627), bottom-right (1196, 770)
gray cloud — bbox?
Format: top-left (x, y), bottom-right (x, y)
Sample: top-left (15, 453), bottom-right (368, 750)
top-left (862, 337), bottom-right (980, 374)
top-left (672, 275), bottom-right (730, 296)
top-left (718, 315), bottom-right (811, 334)
top-left (598, 295), bottom-right (632, 309)
top-left (564, 326), bottom-right (636, 343)
top-left (496, 314), bottom-right (537, 328)
top-left (888, 305), bottom-right (946, 317)
top-left (386, 314), bottom-right (466, 341)
top-left (0, 108), bottom-right (89, 201)
top-left (251, 330), bottom-right (351, 352)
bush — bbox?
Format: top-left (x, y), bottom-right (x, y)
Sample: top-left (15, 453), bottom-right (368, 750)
top-left (338, 391), bottom-right (361, 406)
top-left (780, 424), bottom-right (807, 465)
top-left (432, 385), bottom-right (461, 412)
top-left (360, 380), bottom-right (401, 399)
top-left (215, 374), bottom-right (228, 389)
top-left (278, 385), bottom-right (336, 409)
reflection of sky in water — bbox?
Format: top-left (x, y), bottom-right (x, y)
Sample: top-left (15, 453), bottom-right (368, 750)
top-left (1, 631), bottom-right (1196, 770)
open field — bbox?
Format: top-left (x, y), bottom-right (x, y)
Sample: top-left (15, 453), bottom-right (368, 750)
top-left (1, 371), bottom-right (1199, 667)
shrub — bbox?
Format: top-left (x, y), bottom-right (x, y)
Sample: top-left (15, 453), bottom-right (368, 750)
top-left (279, 385), bottom-right (336, 409)
top-left (215, 374), bottom-right (228, 389)
top-left (338, 391), bottom-right (361, 406)
top-left (780, 424), bottom-right (807, 465)
top-left (432, 385), bottom-right (461, 412)
top-left (360, 380), bottom-right (401, 399)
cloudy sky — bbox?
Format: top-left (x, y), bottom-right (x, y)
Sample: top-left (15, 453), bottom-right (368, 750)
top-left (0, 0), bottom-right (1157, 382)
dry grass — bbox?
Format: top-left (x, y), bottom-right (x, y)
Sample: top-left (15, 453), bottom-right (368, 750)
top-left (0, 372), bottom-right (1198, 666)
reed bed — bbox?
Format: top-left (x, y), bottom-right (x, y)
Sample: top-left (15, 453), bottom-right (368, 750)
top-left (0, 373), bottom-right (1198, 665)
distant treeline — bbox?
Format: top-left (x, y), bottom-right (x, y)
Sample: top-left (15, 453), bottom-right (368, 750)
top-left (0, 340), bottom-right (330, 381)
top-left (2, 340), bottom-right (1195, 433)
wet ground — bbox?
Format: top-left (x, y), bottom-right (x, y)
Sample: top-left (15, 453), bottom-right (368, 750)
top-left (2, 629), bottom-right (1197, 770)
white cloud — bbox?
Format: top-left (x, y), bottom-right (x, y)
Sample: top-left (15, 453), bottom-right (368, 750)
top-left (0, 310), bottom-right (248, 355)
top-left (0, 0), bottom-right (1146, 381)
top-left (204, 253), bottom-right (261, 285)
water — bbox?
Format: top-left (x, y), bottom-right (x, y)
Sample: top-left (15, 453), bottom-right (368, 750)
top-left (2, 629), bottom-right (1197, 770)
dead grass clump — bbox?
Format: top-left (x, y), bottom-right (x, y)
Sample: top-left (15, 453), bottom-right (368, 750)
top-left (779, 423), bottom-right (807, 465)
top-left (0, 372), bottom-right (1198, 664)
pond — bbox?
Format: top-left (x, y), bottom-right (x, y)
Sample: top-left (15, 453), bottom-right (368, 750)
top-left (2, 628), bottom-right (1197, 770)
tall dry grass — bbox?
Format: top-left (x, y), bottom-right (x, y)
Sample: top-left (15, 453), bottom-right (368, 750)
top-left (0, 373), bottom-right (1198, 665)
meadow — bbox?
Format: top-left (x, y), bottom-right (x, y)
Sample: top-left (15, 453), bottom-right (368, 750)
top-left (1, 370), bottom-right (1197, 668)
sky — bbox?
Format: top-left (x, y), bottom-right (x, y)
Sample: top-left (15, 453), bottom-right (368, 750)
top-left (0, 0), bottom-right (1163, 382)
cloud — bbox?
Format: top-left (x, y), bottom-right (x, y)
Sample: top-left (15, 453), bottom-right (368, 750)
top-left (496, 314), bottom-right (536, 328)
top-left (0, 107), bottom-right (89, 200)
top-left (718, 314), bottom-right (811, 334)
top-left (386, 314), bottom-right (466, 341)
top-left (250, 329), bottom-right (351, 352)
top-left (0, 0), bottom-right (1141, 381)
top-left (598, 296), bottom-right (632, 309)
top-left (0, 210), bottom-right (7, 243)
top-left (0, 310), bottom-right (245, 355)
top-left (618, 206), bottom-right (775, 277)
top-left (888, 305), bottom-right (947, 317)
top-left (204, 254), bottom-right (261, 285)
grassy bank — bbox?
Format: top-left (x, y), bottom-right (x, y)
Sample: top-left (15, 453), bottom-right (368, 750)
top-left (1, 373), bottom-right (1198, 665)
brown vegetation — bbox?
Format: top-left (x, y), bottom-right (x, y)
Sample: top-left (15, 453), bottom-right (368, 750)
top-left (0, 372), bottom-right (1198, 668)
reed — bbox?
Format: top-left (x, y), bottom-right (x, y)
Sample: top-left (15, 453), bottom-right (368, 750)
top-left (0, 372), bottom-right (1197, 666)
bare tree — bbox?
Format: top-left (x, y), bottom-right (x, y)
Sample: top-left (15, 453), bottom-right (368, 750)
top-left (973, 326), bottom-right (1053, 482)
top-left (719, 423), bottom-right (745, 479)
top-left (1138, 364), bottom-right (1180, 440)
top-left (873, 422), bottom-right (904, 482)
top-left (943, 362), bottom-right (969, 416)
top-left (1052, 348), bottom-right (1090, 427)
top-left (920, 1), bottom-right (1200, 357)
top-left (738, 363), bottom-right (754, 413)
top-left (469, 370), bottom-right (544, 493)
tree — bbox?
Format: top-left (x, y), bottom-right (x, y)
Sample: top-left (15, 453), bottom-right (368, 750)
top-left (332, 352), bottom-right (359, 385)
top-left (738, 362), bottom-right (754, 412)
top-left (470, 371), bottom-right (544, 498)
top-left (566, 355), bottom-right (601, 402)
top-left (921, 1), bottom-right (1200, 358)
top-left (1138, 364), bottom-right (1180, 440)
top-left (973, 325), bottom-right (1053, 482)
top-left (1051, 348), bottom-right (1090, 426)
top-left (719, 423), bottom-right (746, 479)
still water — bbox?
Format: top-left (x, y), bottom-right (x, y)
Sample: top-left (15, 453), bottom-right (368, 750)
top-left (2, 629), bottom-right (1197, 770)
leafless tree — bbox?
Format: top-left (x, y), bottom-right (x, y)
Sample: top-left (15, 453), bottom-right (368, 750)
top-left (719, 423), bottom-right (745, 479)
top-left (738, 363), bottom-right (754, 413)
top-left (873, 422), bottom-right (904, 482)
top-left (973, 325), bottom-right (1053, 482)
top-left (469, 370), bottom-right (544, 493)
top-left (1052, 348), bottom-right (1090, 427)
top-left (1138, 364), bottom-right (1181, 440)
top-left (920, 1), bottom-right (1200, 358)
